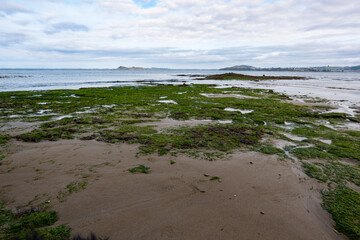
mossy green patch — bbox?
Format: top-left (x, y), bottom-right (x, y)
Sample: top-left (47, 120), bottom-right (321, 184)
top-left (0, 135), bottom-right (10, 145)
top-left (322, 186), bottom-right (360, 239)
top-left (210, 176), bottom-right (221, 182)
top-left (252, 143), bottom-right (284, 155)
top-left (302, 161), bottom-right (360, 186)
top-left (0, 202), bottom-right (71, 240)
top-left (57, 180), bottom-right (88, 203)
top-left (17, 127), bottom-right (79, 142)
top-left (291, 127), bottom-right (360, 161)
top-left (302, 162), bottom-right (328, 182)
top-left (141, 124), bottom-right (263, 157)
top-left (290, 147), bottom-right (337, 160)
top-left (128, 164), bottom-right (150, 174)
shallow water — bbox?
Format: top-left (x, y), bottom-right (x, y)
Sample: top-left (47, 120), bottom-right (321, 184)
top-left (1, 69), bottom-right (359, 107)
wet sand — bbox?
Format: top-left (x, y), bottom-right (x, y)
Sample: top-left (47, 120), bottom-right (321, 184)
top-left (0, 138), bottom-right (345, 239)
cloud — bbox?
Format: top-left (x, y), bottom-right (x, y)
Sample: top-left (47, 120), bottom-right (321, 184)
top-left (0, 2), bottom-right (32, 15)
top-left (0, 0), bottom-right (359, 68)
top-left (45, 22), bottom-right (90, 34)
top-left (0, 32), bottom-right (27, 46)
top-left (254, 52), bottom-right (283, 60)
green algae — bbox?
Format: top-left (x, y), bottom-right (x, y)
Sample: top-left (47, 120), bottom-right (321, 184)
top-left (128, 164), bottom-right (150, 174)
top-left (302, 161), bottom-right (360, 186)
top-left (0, 201), bottom-right (71, 240)
top-left (322, 186), bottom-right (360, 239)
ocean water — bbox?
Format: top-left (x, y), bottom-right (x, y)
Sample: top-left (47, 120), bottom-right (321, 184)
top-left (0, 69), bottom-right (220, 91)
top-left (1, 69), bottom-right (359, 106)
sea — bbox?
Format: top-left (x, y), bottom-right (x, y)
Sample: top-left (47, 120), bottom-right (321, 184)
top-left (0, 68), bottom-right (359, 108)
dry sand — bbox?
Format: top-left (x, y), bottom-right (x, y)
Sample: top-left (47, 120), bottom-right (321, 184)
top-left (0, 138), bottom-right (346, 240)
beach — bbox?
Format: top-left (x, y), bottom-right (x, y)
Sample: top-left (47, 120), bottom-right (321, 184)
top-left (0, 75), bottom-right (359, 239)
top-left (1, 140), bottom-right (344, 239)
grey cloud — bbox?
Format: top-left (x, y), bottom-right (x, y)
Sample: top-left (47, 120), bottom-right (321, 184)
top-left (36, 47), bottom-right (174, 57)
top-left (303, 23), bottom-right (360, 31)
top-left (35, 41), bottom-right (360, 67)
top-left (45, 22), bottom-right (90, 34)
top-left (0, 32), bottom-right (27, 46)
top-left (0, 2), bottom-right (32, 15)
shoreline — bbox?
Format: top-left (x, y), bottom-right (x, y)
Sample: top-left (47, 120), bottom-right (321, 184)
top-left (0, 83), bottom-right (359, 239)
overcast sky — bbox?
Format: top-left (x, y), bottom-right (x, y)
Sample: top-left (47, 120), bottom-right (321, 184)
top-left (0, 0), bottom-right (359, 68)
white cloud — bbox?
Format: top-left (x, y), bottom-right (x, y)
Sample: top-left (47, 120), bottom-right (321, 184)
top-left (254, 52), bottom-right (283, 60)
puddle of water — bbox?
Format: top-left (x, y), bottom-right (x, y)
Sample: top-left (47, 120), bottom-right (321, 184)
top-left (224, 108), bottom-right (253, 114)
top-left (75, 109), bottom-right (95, 114)
top-left (217, 120), bottom-right (233, 124)
top-left (158, 100), bottom-right (178, 104)
top-left (54, 115), bottom-right (73, 120)
top-left (282, 132), bottom-right (307, 141)
top-left (201, 93), bottom-right (256, 99)
top-left (63, 94), bottom-right (80, 98)
top-left (159, 96), bottom-right (167, 99)
top-left (37, 110), bottom-right (51, 114)
top-left (324, 104), bottom-right (356, 117)
top-left (315, 139), bottom-right (332, 144)
top-left (4, 115), bottom-right (23, 118)
top-left (275, 140), bottom-right (296, 149)
top-left (102, 104), bottom-right (116, 108)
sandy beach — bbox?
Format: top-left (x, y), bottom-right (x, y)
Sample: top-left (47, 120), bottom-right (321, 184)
top-left (0, 139), bottom-right (345, 239)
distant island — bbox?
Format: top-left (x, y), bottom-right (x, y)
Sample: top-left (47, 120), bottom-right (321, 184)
top-left (220, 65), bottom-right (360, 72)
top-left (117, 66), bottom-right (147, 70)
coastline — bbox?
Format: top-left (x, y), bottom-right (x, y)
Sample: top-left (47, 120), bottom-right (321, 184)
top-left (0, 82), bottom-right (358, 239)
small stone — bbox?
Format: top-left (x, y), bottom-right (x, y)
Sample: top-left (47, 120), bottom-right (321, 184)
top-left (260, 211), bottom-right (265, 215)
top-left (204, 174), bottom-right (209, 177)
top-left (250, 161), bottom-right (253, 164)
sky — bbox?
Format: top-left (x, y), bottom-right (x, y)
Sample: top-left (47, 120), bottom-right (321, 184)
top-left (0, 0), bottom-right (359, 69)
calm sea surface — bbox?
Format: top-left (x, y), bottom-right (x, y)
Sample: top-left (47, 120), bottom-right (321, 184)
top-left (0, 69), bottom-right (359, 105)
